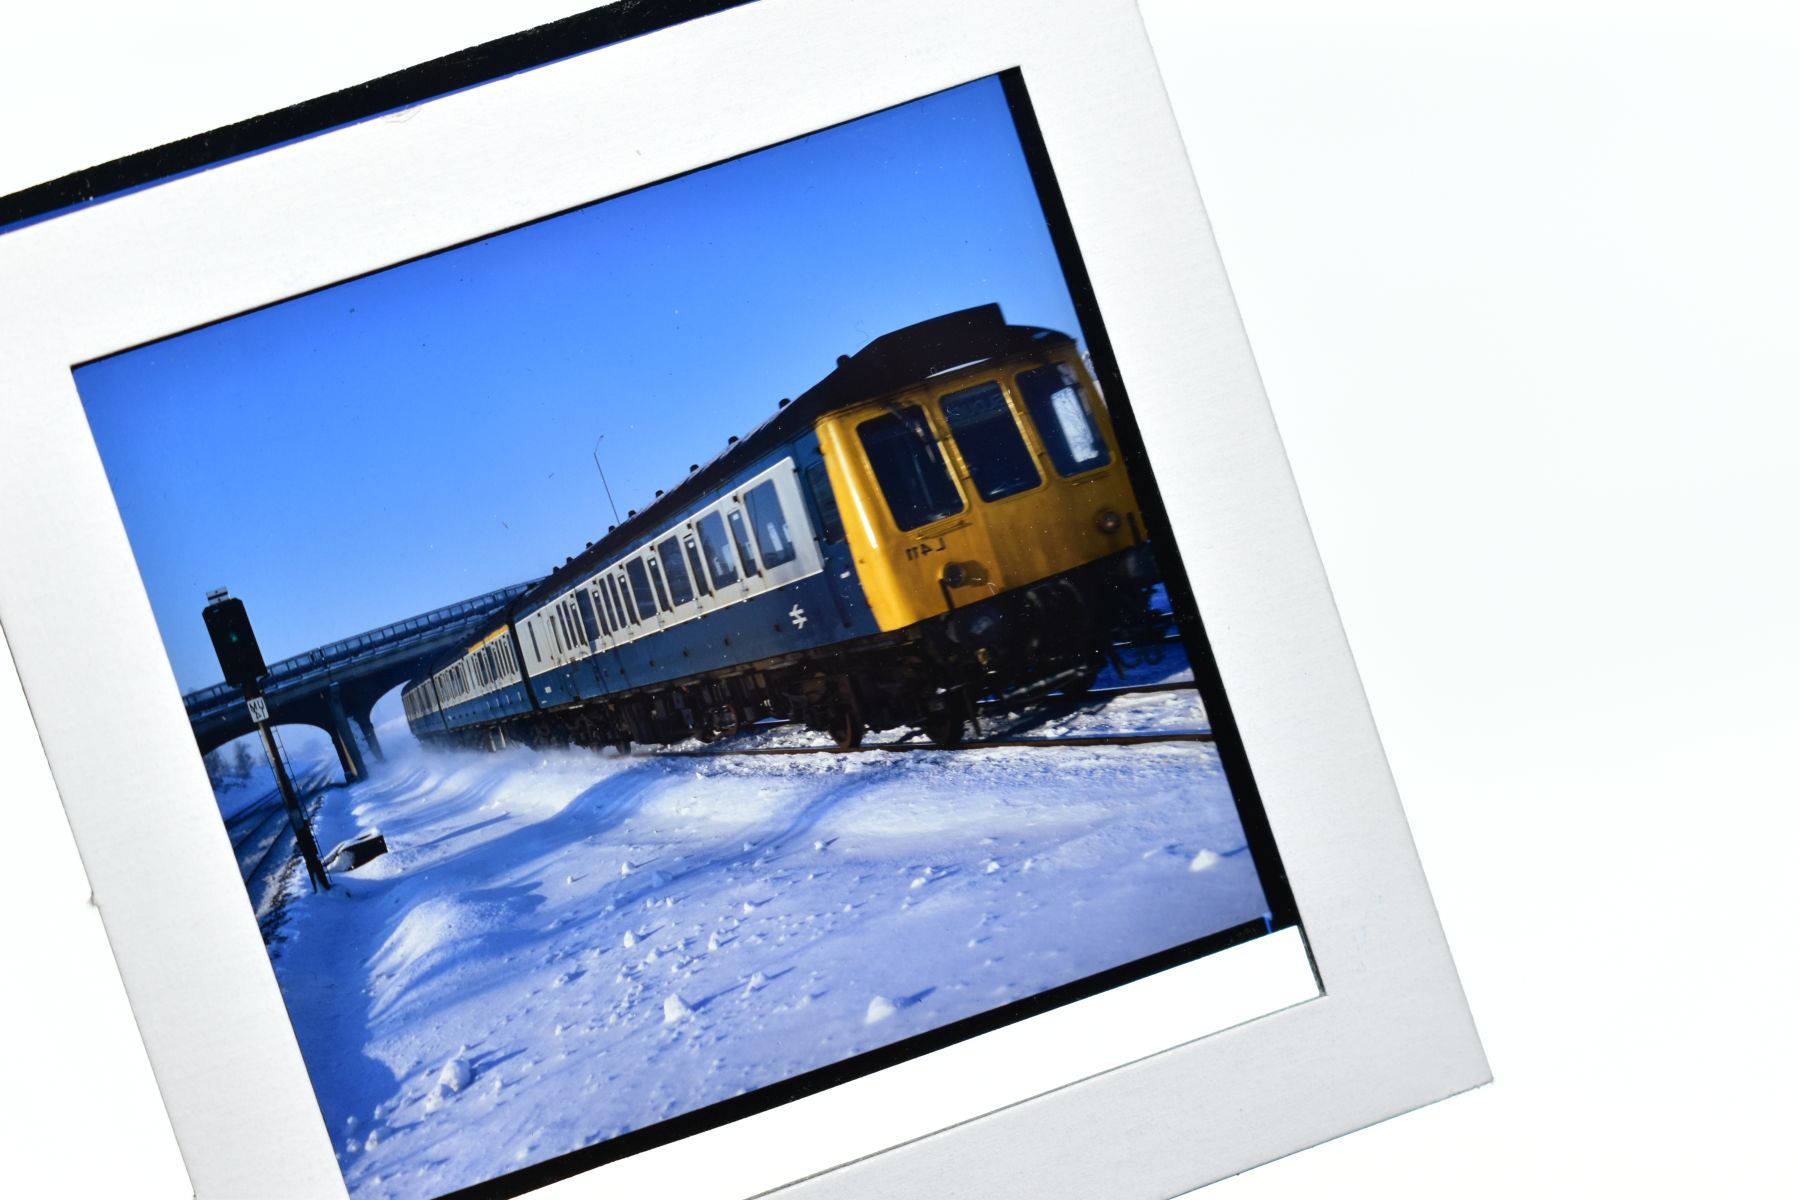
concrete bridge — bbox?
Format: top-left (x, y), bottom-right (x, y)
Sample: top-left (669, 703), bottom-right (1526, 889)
top-left (184, 581), bottom-right (537, 783)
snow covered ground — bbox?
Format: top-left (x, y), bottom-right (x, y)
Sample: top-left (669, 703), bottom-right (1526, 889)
top-left (235, 651), bottom-right (1270, 1200)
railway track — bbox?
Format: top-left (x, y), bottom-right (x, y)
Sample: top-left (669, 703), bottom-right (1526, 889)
top-left (225, 763), bottom-right (333, 939)
top-left (986, 678), bottom-right (1197, 710)
top-left (662, 679), bottom-right (1209, 758)
top-left (661, 729), bottom-right (1215, 760)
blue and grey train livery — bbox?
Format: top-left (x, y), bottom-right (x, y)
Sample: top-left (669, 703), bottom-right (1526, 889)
top-left (403, 305), bottom-right (1163, 751)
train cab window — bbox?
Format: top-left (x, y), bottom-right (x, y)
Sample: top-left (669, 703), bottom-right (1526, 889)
top-left (727, 510), bottom-right (761, 577)
top-left (575, 590), bottom-right (602, 644)
top-left (803, 461), bottom-right (844, 543)
top-left (857, 406), bottom-right (964, 530)
top-left (941, 381), bottom-right (1042, 501)
top-left (745, 480), bottom-right (797, 568)
top-left (625, 557), bottom-right (659, 621)
top-left (657, 536), bottom-right (695, 606)
top-left (1016, 363), bottom-right (1110, 476)
top-left (696, 512), bottom-right (740, 587)
top-left (683, 536), bottom-right (712, 597)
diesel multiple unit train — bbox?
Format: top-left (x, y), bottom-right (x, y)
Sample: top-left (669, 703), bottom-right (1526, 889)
top-left (401, 304), bottom-right (1165, 752)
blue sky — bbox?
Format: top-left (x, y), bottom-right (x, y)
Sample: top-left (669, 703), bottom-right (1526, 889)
top-left (75, 75), bottom-right (1085, 693)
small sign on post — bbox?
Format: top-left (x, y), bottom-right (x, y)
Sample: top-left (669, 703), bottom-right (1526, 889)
top-left (245, 695), bottom-right (269, 723)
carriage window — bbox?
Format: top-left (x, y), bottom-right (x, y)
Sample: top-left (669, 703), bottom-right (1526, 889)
top-left (1016, 363), bottom-right (1109, 476)
top-left (528, 623), bottom-right (541, 662)
top-left (857, 406), bottom-right (964, 530)
top-left (549, 612), bottom-right (565, 654)
top-left (696, 512), bottom-right (739, 587)
top-left (941, 381), bottom-right (1042, 501)
top-left (575, 590), bottom-right (602, 644)
top-left (728, 510), bottom-right (761, 577)
top-left (646, 555), bottom-right (673, 611)
top-left (597, 582), bottom-right (618, 632)
top-left (625, 557), bottom-right (658, 621)
top-left (607, 574), bottom-right (634, 626)
top-left (597, 582), bottom-right (619, 633)
top-left (745, 480), bottom-right (797, 568)
top-left (804, 461), bottom-right (844, 543)
top-left (657, 536), bottom-right (695, 606)
top-left (683, 536), bottom-right (712, 596)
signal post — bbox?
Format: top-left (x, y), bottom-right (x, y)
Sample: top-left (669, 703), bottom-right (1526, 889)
top-left (203, 589), bottom-right (330, 892)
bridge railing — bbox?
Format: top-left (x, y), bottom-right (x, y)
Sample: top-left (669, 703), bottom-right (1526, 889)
top-left (183, 580), bottom-right (538, 717)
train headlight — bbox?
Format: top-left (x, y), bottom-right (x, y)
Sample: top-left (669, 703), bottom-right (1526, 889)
top-left (1096, 509), bottom-right (1123, 534)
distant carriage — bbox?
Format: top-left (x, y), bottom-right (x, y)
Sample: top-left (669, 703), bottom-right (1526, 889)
top-left (402, 304), bottom-right (1162, 752)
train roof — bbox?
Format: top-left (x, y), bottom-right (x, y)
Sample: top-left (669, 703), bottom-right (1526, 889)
top-left (512, 303), bottom-right (1076, 617)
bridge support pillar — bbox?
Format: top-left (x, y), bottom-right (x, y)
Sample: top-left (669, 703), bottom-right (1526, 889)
top-left (353, 709), bottom-right (385, 763)
top-left (327, 682), bottom-right (367, 784)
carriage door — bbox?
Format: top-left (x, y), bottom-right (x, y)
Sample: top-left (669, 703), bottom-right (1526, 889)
top-left (695, 508), bottom-right (755, 600)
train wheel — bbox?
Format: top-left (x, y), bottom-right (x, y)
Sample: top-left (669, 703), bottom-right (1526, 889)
top-left (830, 710), bottom-right (865, 751)
top-left (923, 709), bottom-right (967, 749)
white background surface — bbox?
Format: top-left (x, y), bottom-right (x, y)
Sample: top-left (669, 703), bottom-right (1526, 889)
top-left (1, 1), bottom-right (1793, 1196)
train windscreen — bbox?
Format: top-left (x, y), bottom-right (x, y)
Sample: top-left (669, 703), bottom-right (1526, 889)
top-left (1017, 363), bottom-right (1109, 476)
top-left (941, 381), bottom-right (1041, 501)
top-left (857, 406), bottom-right (964, 530)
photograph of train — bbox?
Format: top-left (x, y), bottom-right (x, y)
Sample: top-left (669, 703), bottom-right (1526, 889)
top-left (72, 72), bottom-right (1295, 1200)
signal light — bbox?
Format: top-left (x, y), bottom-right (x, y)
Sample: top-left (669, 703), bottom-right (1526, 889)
top-left (202, 596), bottom-right (267, 690)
